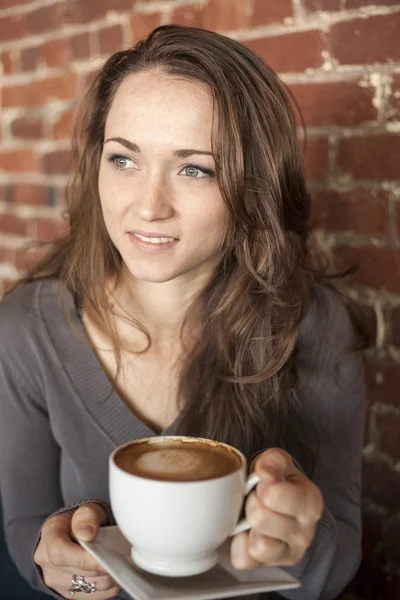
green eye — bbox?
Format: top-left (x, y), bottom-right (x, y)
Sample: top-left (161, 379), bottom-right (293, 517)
top-left (107, 154), bottom-right (135, 170)
top-left (181, 165), bottom-right (215, 178)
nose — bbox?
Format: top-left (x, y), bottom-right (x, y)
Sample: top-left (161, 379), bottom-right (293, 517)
top-left (136, 174), bottom-right (174, 222)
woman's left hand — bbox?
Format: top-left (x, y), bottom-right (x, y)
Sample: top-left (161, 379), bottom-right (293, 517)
top-left (231, 448), bottom-right (324, 570)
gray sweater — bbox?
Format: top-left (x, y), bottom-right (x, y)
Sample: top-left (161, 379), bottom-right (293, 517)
top-left (0, 280), bottom-right (365, 600)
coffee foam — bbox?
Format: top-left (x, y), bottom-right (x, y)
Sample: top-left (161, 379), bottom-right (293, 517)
top-left (115, 440), bottom-right (242, 482)
top-left (136, 449), bottom-right (205, 475)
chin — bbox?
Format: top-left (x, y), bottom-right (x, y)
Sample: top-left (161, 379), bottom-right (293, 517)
top-left (126, 266), bottom-right (184, 284)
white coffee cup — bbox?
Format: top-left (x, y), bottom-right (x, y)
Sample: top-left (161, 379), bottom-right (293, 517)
top-left (109, 436), bottom-right (260, 577)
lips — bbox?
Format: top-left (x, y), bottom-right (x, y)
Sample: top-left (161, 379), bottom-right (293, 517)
top-left (129, 229), bottom-right (178, 242)
top-left (127, 230), bottom-right (179, 254)
top-left (133, 233), bottom-right (176, 244)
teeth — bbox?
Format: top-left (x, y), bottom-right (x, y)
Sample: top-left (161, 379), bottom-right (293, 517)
top-left (134, 233), bottom-right (175, 244)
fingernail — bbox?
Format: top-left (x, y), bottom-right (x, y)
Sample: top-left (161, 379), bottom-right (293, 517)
top-left (76, 525), bottom-right (94, 541)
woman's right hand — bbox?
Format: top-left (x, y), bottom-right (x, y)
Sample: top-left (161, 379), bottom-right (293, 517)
top-left (34, 503), bottom-right (121, 599)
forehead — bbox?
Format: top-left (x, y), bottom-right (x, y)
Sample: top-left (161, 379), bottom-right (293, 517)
top-left (104, 70), bottom-right (216, 143)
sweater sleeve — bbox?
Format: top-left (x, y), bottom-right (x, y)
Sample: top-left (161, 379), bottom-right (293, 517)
top-left (277, 285), bottom-right (366, 600)
top-left (0, 301), bottom-right (115, 598)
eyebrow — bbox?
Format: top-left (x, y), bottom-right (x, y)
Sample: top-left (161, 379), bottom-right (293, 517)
top-left (104, 137), bottom-right (213, 158)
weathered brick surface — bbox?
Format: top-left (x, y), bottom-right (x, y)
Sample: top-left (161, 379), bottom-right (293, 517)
top-left (302, 137), bottom-right (329, 181)
top-left (329, 13), bottom-right (400, 65)
top-left (305, 0), bottom-right (400, 10)
top-left (289, 81), bottom-right (377, 127)
top-left (246, 30), bottom-right (326, 73)
top-left (337, 134), bottom-right (400, 180)
top-left (335, 245), bottom-right (400, 292)
top-left (1, 1), bottom-right (400, 597)
top-left (311, 189), bottom-right (389, 235)
top-left (365, 359), bottom-right (400, 408)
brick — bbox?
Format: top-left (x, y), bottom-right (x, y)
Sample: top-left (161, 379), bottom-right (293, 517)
top-left (34, 73), bottom-right (78, 105)
top-left (338, 134), bottom-right (400, 180)
top-left (376, 413), bottom-right (400, 460)
top-left (0, 15), bottom-right (26, 43)
top-left (42, 149), bottom-right (72, 175)
top-left (0, 185), bottom-right (13, 205)
top-left (329, 13), bottom-right (400, 66)
top-left (69, 32), bottom-right (91, 60)
top-left (53, 108), bottom-right (75, 139)
top-left (131, 13), bottom-right (162, 43)
top-left (334, 245), bottom-right (400, 293)
top-left (98, 24), bottom-right (124, 56)
top-left (1, 51), bottom-right (14, 75)
top-left (385, 514), bottom-right (400, 569)
top-left (32, 217), bottom-right (69, 242)
top-left (60, 0), bottom-right (133, 25)
top-left (398, 201), bottom-right (400, 239)
top-left (305, 0), bottom-right (400, 10)
top-left (365, 359), bottom-right (400, 408)
top-left (361, 505), bottom-right (386, 569)
top-left (246, 30), bottom-right (326, 73)
top-left (363, 458), bottom-right (400, 511)
top-left (392, 308), bottom-right (400, 347)
top-left (386, 73), bottom-right (400, 122)
top-left (20, 46), bottom-right (40, 71)
top-left (0, 245), bottom-right (15, 264)
top-left (362, 306), bottom-right (377, 348)
top-left (251, 0), bottom-right (293, 25)
top-left (24, 4), bottom-right (63, 35)
top-left (0, 0), bottom-right (33, 8)
top-left (290, 81), bottom-right (377, 127)
top-left (13, 184), bottom-right (53, 206)
top-left (0, 149), bottom-right (40, 172)
top-left (302, 137), bottom-right (329, 181)
top-left (2, 73), bottom-right (78, 108)
top-left (11, 116), bottom-right (44, 139)
top-left (202, 0), bottom-right (251, 31)
top-left (169, 5), bottom-right (204, 27)
top-left (351, 563), bottom-right (397, 600)
top-left (41, 39), bottom-right (70, 69)
top-left (311, 189), bottom-right (389, 236)
top-left (0, 213), bottom-right (26, 236)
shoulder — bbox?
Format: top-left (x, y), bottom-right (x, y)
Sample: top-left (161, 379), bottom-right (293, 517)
top-left (297, 282), bottom-right (357, 362)
top-left (0, 279), bottom-right (66, 354)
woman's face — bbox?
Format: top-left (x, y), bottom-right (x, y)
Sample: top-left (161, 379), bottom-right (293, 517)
top-left (98, 70), bottom-right (228, 287)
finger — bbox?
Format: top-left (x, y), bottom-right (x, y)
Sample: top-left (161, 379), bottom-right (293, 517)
top-left (72, 503), bottom-right (108, 542)
top-left (247, 530), bottom-right (289, 566)
top-left (259, 479), bottom-right (323, 524)
top-left (254, 449), bottom-right (301, 484)
top-left (42, 517), bottom-right (107, 573)
top-left (246, 492), bottom-right (315, 553)
top-left (43, 568), bottom-right (117, 595)
top-left (231, 532), bottom-right (262, 570)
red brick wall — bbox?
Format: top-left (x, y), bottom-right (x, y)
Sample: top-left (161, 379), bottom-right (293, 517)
top-left (0, 1), bottom-right (399, 597)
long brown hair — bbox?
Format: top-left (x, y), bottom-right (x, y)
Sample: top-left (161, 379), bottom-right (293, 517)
top-left (13, 25), bottom-right (316, 460)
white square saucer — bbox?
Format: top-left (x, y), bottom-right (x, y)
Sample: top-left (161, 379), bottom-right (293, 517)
top-left (79, 526), bottom-right (300, 600)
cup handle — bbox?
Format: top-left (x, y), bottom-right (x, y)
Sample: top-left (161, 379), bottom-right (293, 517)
top-left (231, 471), bottom-right (261, 536)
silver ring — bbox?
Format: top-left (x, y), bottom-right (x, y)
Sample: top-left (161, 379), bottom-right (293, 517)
top-left (69, 574), bottom-right (97, 595)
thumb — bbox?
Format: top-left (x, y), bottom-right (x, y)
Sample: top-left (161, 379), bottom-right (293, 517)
top-left (255, 448), bottom-right (295, 483)
top-left (71, 502), bottom-right (107, 542)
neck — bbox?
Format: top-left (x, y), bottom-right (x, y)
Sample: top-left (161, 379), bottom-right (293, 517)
top-left (110, 268), bottom-right (210, 353)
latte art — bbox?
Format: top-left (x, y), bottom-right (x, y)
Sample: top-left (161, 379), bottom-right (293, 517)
top-left (115, 439), bottom-right (242, 482)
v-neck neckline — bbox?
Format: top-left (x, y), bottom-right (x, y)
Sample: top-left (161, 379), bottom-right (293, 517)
top-left (40, 280), bottom-right (181, 446)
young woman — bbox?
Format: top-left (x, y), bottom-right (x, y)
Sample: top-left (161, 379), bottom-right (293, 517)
top-left (0, 25), bottom-right (365, 600)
